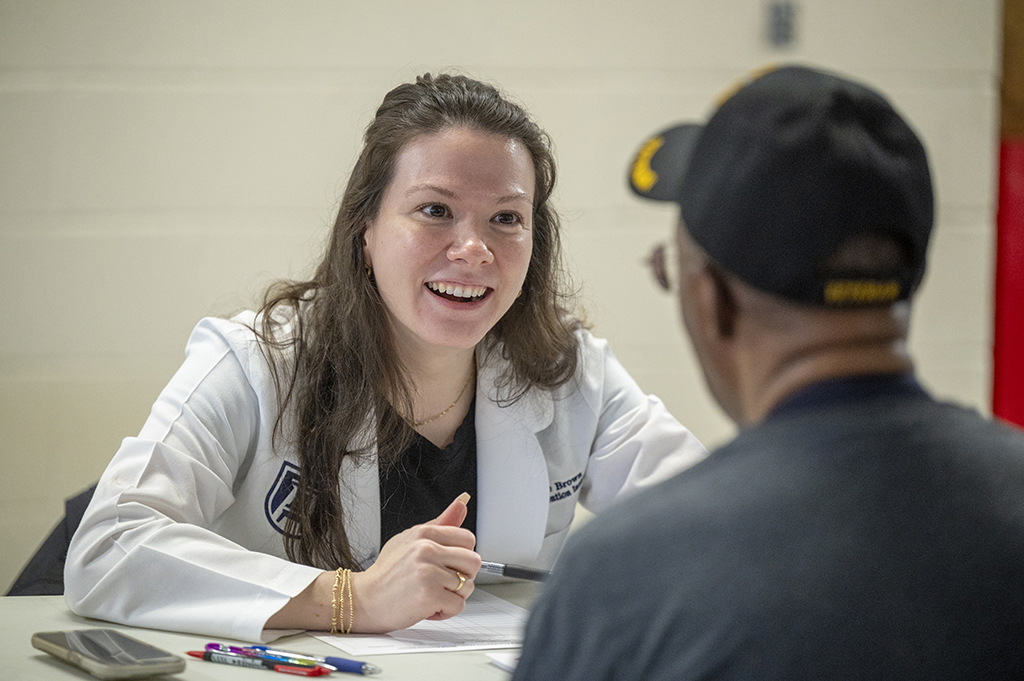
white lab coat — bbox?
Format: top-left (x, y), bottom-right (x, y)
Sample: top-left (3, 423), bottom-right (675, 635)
top-left (64, 312), bottom-right (706, 642)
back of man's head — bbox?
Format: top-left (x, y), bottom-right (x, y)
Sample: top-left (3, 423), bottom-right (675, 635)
top-left (629, 65), bottom-right (934, 309)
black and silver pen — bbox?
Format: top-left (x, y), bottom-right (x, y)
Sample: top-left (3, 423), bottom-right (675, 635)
top-left (479, 561), bottom-right (551, 582)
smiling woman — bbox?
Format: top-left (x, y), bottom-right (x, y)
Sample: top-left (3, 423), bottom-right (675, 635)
top-left (62, 73), bottom-right (708, 641)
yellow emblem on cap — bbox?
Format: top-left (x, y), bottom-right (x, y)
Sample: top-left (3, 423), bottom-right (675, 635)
top-left (631, 136), bottom-right (664, 192)
top-left (824, 279), bottom-right (901, 305)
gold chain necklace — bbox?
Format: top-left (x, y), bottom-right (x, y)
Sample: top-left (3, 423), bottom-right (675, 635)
top-left (411, 367), bottom-right (475, 427)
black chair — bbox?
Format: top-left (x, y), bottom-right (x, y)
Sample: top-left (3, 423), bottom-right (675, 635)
top-left (7, 483), bottom-right (97, 596)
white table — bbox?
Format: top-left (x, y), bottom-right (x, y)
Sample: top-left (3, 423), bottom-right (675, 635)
top-left (0, 583), bottom-right (539, 681)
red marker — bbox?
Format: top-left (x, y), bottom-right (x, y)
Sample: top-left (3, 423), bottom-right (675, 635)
top-left (187, 650), bottom-right (331, 676)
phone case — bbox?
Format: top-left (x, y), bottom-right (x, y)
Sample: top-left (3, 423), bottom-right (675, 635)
top-left (32, 630), bottom-right (186, 679)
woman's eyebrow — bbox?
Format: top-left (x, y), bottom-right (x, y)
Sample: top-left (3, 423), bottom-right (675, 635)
top-left (496, 190), bottom-right (533, 205)
top-left (404, 183), bottom-right (458, 198)
top-left (404, 184), bottom-right (532, 206)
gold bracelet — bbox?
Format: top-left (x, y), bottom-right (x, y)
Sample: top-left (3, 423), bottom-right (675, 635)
top-left (343, 568), bottom-right (354, 634)
top-left (331, 567), bottom-right (343, 635)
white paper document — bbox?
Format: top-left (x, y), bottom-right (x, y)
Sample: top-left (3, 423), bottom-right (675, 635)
top-left (487, 651), bottom-right (521, 672)
top-left (313, 589), bottom-right (528, 655)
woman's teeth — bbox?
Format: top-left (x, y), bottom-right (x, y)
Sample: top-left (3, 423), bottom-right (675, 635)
top-left (427, 282), bottom-right (487, 300)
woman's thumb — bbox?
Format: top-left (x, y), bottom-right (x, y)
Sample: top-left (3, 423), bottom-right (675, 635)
top-left (430, 492), bottom-right (471, 527)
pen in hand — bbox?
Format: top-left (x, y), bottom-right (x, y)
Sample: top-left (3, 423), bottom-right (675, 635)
top-left (478, 561), bottom-right (551, 582)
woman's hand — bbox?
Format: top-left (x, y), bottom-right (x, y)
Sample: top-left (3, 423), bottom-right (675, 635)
top-left (350, 492), bottom-right (482, 633)
top-left (264, 493), bottom-right (480, 634)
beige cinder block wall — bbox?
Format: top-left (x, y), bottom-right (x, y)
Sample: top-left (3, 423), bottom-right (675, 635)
top-left (0, 0), bottom-right (1001, 590)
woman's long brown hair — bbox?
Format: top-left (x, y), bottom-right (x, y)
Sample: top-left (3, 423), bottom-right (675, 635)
top-left (253, 73), bottom-right (581, 570)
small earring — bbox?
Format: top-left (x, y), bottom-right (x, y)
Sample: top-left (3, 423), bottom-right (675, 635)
top-left (365, 262), bottom-right (373, 278)
top-left (516, 289), bottom-right (522, 299)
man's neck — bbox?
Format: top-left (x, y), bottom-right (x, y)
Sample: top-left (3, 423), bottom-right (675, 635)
top-left (741, 340), bottom-right (914, 426)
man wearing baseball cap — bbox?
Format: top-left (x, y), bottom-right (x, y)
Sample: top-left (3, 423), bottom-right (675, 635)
top-left (513, 65), bottom-right (1024, 680)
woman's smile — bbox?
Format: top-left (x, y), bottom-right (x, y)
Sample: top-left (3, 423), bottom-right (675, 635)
top-left (425, 281), bottom-right (490, 302)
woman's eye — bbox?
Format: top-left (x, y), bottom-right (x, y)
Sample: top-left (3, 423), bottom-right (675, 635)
top-left (421, 204), bottom-right (450, 218)
top-left (494, 212), bottom-right (521, 226)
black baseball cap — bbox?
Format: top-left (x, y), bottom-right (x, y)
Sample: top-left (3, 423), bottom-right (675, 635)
top-left (628, 65), bottom-right (934, 307)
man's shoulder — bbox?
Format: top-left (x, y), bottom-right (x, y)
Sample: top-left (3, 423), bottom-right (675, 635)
top-left (565, 395), bottom-right (1024, 562)
top-left (562, 467), bottom-right (715, 567)
top-left (750, 393), bottom-right (1024, 458)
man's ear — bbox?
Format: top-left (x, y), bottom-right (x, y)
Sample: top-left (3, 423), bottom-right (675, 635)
top-left (707, 265), bottom-right (738, 338)
top-left (679, 260), bottom-right (744, 424)
top-left (692, 264), bottom-right (738, 340)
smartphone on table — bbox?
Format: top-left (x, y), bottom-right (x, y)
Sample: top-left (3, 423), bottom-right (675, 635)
top-left (31, 629), bottom-right (186, 679)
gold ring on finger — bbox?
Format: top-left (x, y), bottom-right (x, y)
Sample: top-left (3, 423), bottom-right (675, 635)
top-left (453, 570), bottom-right (466, 593)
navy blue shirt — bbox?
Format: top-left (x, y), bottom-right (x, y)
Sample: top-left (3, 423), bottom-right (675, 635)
top-left (768, 372), bottom-right (928, 421)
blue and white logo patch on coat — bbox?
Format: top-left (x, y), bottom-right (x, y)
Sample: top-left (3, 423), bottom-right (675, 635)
top-left (265, 461), bottom-right (300, 534)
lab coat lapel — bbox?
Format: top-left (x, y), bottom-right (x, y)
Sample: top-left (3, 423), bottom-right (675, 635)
top-left (474, 357), bottom-right (554, 565)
